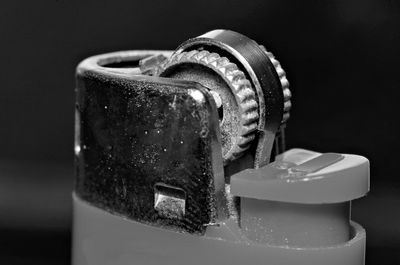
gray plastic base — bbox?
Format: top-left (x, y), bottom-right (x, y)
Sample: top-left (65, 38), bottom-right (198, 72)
top-left (72, 194), bottom-right (366, 265)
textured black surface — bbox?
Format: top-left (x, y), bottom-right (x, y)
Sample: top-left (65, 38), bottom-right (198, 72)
top-left (76, 71), bottom-right (222, 234)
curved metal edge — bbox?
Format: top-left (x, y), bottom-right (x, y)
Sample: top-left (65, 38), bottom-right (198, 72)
top-left (76, 50), bottom-right (173, 77)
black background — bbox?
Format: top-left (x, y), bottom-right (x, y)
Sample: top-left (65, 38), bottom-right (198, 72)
top-left (0, 0), bottom-right (399, 264)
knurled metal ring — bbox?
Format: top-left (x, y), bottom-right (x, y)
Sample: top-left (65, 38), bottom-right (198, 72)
top-left (156, 50), bottom-right (259, 164)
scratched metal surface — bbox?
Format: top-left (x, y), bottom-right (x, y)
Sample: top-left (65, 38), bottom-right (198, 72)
top-left (75, 68), bottom-right (225, 234)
